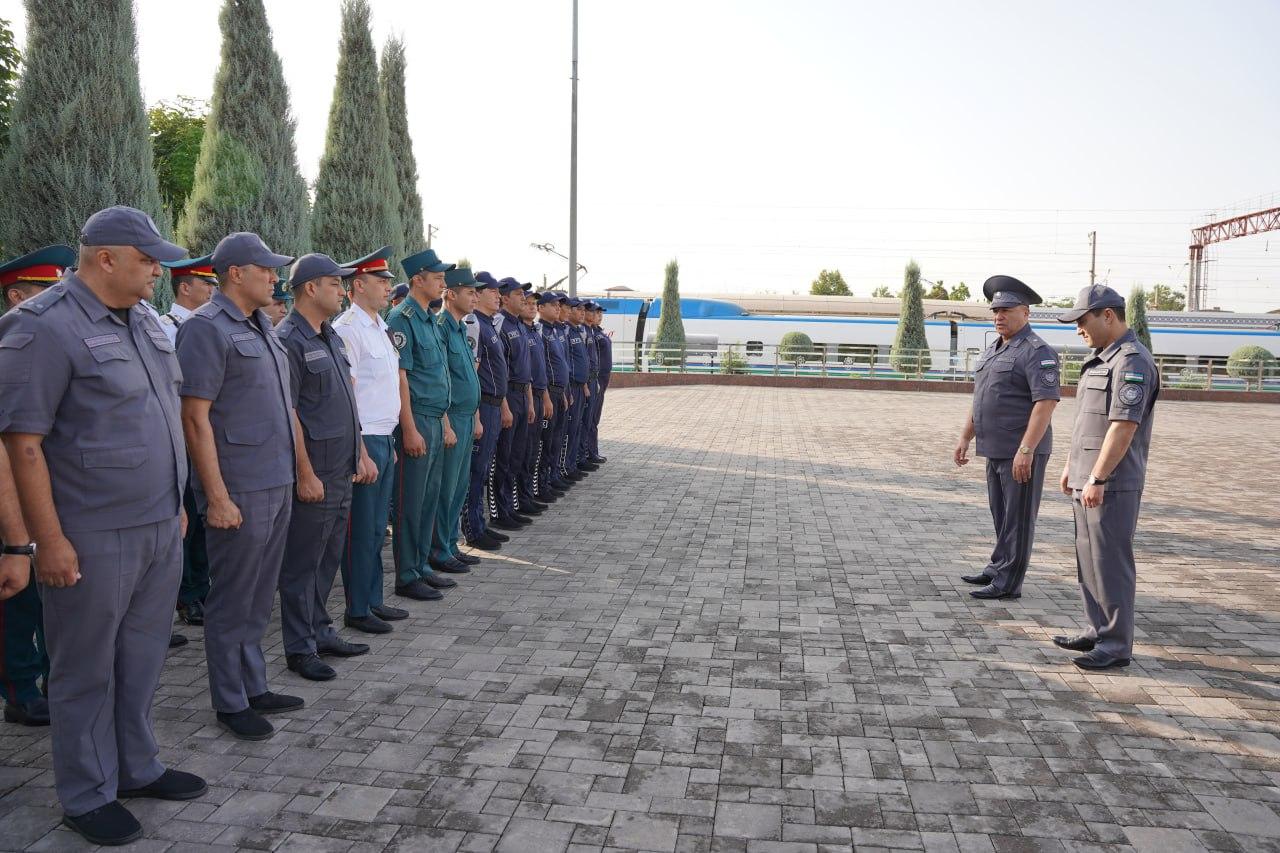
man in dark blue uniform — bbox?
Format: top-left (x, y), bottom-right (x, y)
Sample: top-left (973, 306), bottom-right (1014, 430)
top-left (536, 292), bottom-right (571, 499)
top-left (1, 207), bottom-right (207, 844)
top-left (518, 288), bottom-right (552, 514)
top-left (577, 302), bottom-right (601, 471)
top-left (276, 254), bottom-right (376, 681)
top-left (562, 298), bottom-right (591, 482)
top-left (492, 278), bottom-right (535, 530)
top-left (586, 303), bottom-right (612, 465)
top-left (0, 245), bottom-right (74, 729)
top-left (461, 273), bottom-right (510, 550)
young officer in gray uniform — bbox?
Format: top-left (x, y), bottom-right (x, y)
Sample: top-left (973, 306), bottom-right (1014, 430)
top-left (1054, 285), bottom-right (1159, 670)
top-left (276, 254), bottom-right (376, 682)
top-left (177, 232), bottom-right (303, 741)
top-left (0, 207), bottom-right (207, 846)
top-left (954, 275), bottom-right (1060, 600)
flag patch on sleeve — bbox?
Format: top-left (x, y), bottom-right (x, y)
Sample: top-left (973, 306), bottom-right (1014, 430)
top-left (1122, 371), bottom-right (1144, 383)
top-left (1040, 359), bottom-right (1056, 367)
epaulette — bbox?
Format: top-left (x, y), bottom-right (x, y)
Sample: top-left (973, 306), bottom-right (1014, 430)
top-left (13, 282), bottom-right (67, 315)
top-left (401, 303), bottom-right (415, 319)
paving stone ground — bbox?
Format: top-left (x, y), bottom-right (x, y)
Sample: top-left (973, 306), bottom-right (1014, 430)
top-left (2, 386), bottom-right (1279, 853)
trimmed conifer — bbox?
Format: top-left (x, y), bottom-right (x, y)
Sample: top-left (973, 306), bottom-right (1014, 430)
top-left (312, 0), bottom-right (403, 263)
top-left (650, 259), bottom-right (686, 366)
top-left (178, 0), bottom-right (309, 258)
top-left (1130, 285), bottom-right (1153, 351)
top-left (380, 37), bottom-right (424, 255)
top-left (890, 260), bottom-right (931, 374)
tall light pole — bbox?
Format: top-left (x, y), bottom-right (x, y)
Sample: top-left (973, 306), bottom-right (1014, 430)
top-left (568, 0), bottom-right (579, 298)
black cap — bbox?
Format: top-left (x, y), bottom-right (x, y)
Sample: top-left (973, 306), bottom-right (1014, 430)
top-left (1058, 284), bottom-right (1126, 323)
top-left (211, 232), bottom-right (295, 273)
top-left (982, 275), bottom-right (1042, 309)
top-left (289, 253), bottom-right (356, 288)
top-left (79, 206), bottom-right (187, 262)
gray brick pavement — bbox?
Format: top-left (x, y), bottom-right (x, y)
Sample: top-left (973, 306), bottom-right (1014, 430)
top-left (2, 386), bottom-right (1278, 852)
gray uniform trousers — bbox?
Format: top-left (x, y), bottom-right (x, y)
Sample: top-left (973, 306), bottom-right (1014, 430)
top-left (982, 454), bottom-right (1049, 595)
top-left (279, 473), bottom-right (352, 655)
top-left (1072, 488), bottom-right (1142, 660)
top-left (199, 485), bottom-right (292, 713)
top-left (44, 517), bottom-right (181, 816)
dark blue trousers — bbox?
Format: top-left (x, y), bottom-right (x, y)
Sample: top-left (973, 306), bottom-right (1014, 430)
top-left (588, 381), bottom-right (607, 457)
top-left (494, 390), bottom-right (530, 520)
top-left (0, 568), bottom-right (46, 704)
top-left (341, 434), bottom-right (395, 618)
top-left (563, 386), bottom-right (587, 475)
top-left (462, 402), bottom-right (502, 542)
top-left (537, 391), bottom-right (567, 494)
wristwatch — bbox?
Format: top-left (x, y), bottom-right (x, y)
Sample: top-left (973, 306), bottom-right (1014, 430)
top-left (1086, 475), bottom-right (1108, 486)
top-left (1, 543), bottom-right (36, 557)
top-left (1018, 445), bottom-right (1032, 455)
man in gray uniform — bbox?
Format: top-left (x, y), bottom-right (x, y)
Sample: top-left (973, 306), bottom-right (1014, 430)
top-left (1054, 285), bottom-right (1159, 670)
top-left (0, 206), bottom-right (207, 846)
top-left (276, 254), bottom-right (377, 681)
top-left (177, 232), bottom-right (303, 741)
top-left (954, 275), bottom-right (1060, 600)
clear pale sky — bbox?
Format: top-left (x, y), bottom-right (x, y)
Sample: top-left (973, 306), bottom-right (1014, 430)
top-left (4, 0), bottom-right (1279, 310)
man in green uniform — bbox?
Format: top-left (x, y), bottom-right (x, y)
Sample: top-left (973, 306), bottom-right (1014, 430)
top-left (387, 249), bottom-right (456, 601)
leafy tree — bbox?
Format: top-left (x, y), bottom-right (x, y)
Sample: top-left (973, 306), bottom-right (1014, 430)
top-left (871, 285), bottom-right (893, 298)
top-left (150, 97), bottom-right (207, 228)
top-left (890, 261), bottom-right (931, 374)
top-left (0, 0), bottom-right (170, 283)
top-left (810, 268), bottom-right (851, 296)
top-left (1149, 283), bottom-right (1186, 312)
top-left (778, 331), bottom-right (815, 364)
top-left (650, 258), bottom-right (685, 365)
top-left (0, 17), bottom-right (20, 160)
top-left (380, 37), bottom-right (424, 256)
top-left (454, 257), bottom-right (471, 269)
top-left (1226, 345), bottom-right (1277, 389)
top-left (1129, 285), bottom-right (1153, 351)
top-left (1045, 296), bottom-right (1076, 308)
top-left (949, 282), bottom-right (971, 301)
top-left (924, 280), bottom-right (948, 300)
top-left (179, 0), bottom-right (310, 257)
top-left (312, 0), bottom-right (404, 263)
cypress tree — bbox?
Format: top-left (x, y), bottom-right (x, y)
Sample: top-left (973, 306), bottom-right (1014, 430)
top-left (380, 37), bottom-right (424, 255)
top-left (312, 0), bottom-right (403, 263)
top-left (1130, 285), bottom-right (1153, 351)
top-left (650, 259), bottom-right (686, 366)
top-left (890, 260), bottom-right (931, 374)
top-left (178, 0), bottom-right (310, 257)
top-left (0, 0), bottom-right (169, 268)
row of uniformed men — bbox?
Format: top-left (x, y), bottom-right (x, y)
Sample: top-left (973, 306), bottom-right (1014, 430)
top-left (0, 206), bottom-right (613, 846)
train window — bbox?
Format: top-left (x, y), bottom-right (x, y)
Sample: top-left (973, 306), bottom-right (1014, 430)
top-left (746, 340), bottom-right (763, 356)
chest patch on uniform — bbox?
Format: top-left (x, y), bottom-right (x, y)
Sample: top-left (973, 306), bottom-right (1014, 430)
top-left (1122, 371), bottom-right (1145, 383)
top-left (1118, 383), bottom-right (1144, 406)
top-left (230, 331), bottom-right (258, 343)
top-left (392, 330), bottom-right (407, 351)
top-left (84, 333), bottom-right (122, 348)
top-left (1088, 367), bottom-right (1109, 376)
top-left (304, 349), bottom-right (327, 362)
top-left (1041, 369), bottom-right (1059, 386)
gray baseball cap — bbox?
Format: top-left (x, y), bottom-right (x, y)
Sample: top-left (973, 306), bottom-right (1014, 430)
top-left (79, 206), bottom-right (187, 262)
top-left (210, 232), bottom-right (295, 274)
top-left (1058, 284), bottom-right (1126, 323)
top-left (289, 253), bottom-right (356, 288)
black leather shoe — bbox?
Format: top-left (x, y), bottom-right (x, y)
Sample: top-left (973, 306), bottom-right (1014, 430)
top-left (467, 535), bottom-right (502, 551)
top-left (177, 599), bottom-right (205, 626)
top-left (3, 697), bottom-right (50, 726)
top-left (549, 481), bottom-right (571, 492)
top-left (1052, 635), bottom-right (1096, 652)
top-left (317, 637), bottom-right (370, 657)
top-left (487, 529), bottom-right (510, 542)
top-left (168, 632), bottom-right (189, 649)
top-left (371, 604), bottom-right (409, 621)
top-left (960, 573), bottom-right (992, 585)
top-left (579, 462), bottom-right (599, 471)
top-left (511, 513), bottom-right (533, 525)
top-left (1072, 653), bottom-right (1131, 670)
top-left (422, 572), bottom-right (457, 590)
top-left (589, 456), bottom-right (606, 464)
top-left (217, 708), bottom-right (274, 740)
top-left (247, 691), bottom-right (305, 715)
top-left (62, 802), bottom-right (143, 846)
top-left (119, 768), bottom-right (208, 801)
top-left (565, 471), bottom-right (585, 482)
top-left (519, 504), bottom-right (545, 515)
top-left (969, 585), bottom-right (1021, 600)
top-left (287, 653), bottom-right (336, 681)
top-left (431, 559), bottom-right (471, 575)
top-left (396, 580), bottom-right (444, 601)
top-left (491, 518), bottom-right (522, 531)
top-left (452, 552), bottom-right (481, 566)
top-left (345, 613), bottom-right (392, 634)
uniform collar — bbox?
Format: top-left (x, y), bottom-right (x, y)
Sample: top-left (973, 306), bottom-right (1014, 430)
top-left (209, 289), bottom-right (258, 324)
top-left (441, 309), bottom-right (465, 331)
top-left (168, 302), bottom-right (194, 320)
top-left (500, 308), bottom-right (519, 323)
top-left (348, 304), bottom-right (385, 330)
top-left (992, 322), bottom-right (1034, 350)
top-left (64, 273), bottom-right (116, 324)
top-left (282, 309), bottom-right (325, 339)
top-left (1096, 328), bottom-right (1137, 363)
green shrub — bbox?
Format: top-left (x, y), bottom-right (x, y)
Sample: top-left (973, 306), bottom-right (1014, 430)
top-left (720, 346), bottom-right (748, 375)
top-left (1226, 345), bottom-right (1277, 388)
top-left (779, 331), bottom-right (814, 364)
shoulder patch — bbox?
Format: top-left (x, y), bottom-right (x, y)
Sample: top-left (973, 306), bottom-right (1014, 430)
top-left (1118, 383), bottom-right (1144, 406)
top-left (392, 330), bottom-right (408, 351)
top-left (14, 283), bottom-right (66, 315)
top-left (1039, 359), bottom-right (1056, 367)
top-left (1041, 368), bottom-right (1059, 386)
top-left (1122, 371), bottom-right (1145, 384)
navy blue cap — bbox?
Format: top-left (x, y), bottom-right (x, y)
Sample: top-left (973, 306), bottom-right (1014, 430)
top-left (391, 282), bottom-right (409, 300)
top-left (0, 245), bottom-right (76, 287)
top-left (341, 246), bottom-right (396, 279)
top-left (289, 253), bottom-right (356, 288)
top-left (80, 206), bottom-right (187, 262)
top-left (401, 248), bottom-right (455, 278)
top-left (536, 291), bottom-right (561, 305)
top-left (210, 232), bottom-right (294, 274)
top-left (982, 275), bottom-right (1042, 309)
top-left (582, 301), bottom-right (599, 310)
top-left (428, 297), bottom-right (443, 311)
top-left (1058, 284), bottom-right (1126, 323)
top-left (271, 276), bottom-right (291, 303)
top-left (445, 267), bottom-right (477, 288)
top-left (566, 297), bottom-right (582, 308)
top-left (474, 271), bottom-right (498, 288)
top-left (497, 277), bottom-right (533, 294)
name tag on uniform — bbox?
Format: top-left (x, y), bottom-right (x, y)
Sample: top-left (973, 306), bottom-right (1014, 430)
top-left (1088, 367), bottom-right (1109, 375)
top-left (230, 331), bottom-right (258, 343)
top-left (84, 334), bottom-right (121, 348)
top-left (304, 349), bottom-right (327, 362)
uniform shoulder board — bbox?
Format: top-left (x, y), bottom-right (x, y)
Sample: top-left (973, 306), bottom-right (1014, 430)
top-left (14, 282), bottom-right (68, 315)
top-left (1028, 336), bottom-right (1047, 349)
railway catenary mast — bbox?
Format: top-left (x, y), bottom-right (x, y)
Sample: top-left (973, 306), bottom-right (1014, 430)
top-left (1188, 205), bottom-right (1280, 311)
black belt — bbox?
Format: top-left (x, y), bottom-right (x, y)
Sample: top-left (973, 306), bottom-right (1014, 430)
top-left (480, 394), bottom-right (503, 407)
top-left (508, 381), bottom-right (530, 392)
top-left (588, 372), bottom-right (598, 381)
top-left (549, 383), bottom-right (565, 392)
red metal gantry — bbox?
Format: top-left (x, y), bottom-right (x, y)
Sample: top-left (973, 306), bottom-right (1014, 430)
top-left (1187, 206), bottom-right (1280, 311)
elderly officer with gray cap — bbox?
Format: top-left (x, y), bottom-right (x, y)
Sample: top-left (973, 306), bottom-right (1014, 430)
top-left (275, 254), bottom-right (378, 682)
top-left (0, 206), bottom-right (207, 845)
top-left (1053, 284), bottom-right (1159, 670)
top-left (953, 275), bottom-right (1061, 601)
top-left (176, 231), bottom-right (304, 741)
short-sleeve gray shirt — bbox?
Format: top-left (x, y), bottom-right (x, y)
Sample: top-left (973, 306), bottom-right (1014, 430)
top-left (971, 323), bottom-right (1061, 459)
top-left (1067, 329), bottom-right (1159, 492)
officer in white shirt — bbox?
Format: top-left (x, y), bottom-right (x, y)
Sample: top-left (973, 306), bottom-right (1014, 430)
top-left (333, 248), bottom-right (410, 634)
top-left (157, 255), bottom-right (217, 345)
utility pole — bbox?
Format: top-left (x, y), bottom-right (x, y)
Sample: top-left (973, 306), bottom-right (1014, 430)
top-left (568, 0), bottom-right (579, 298)
top-left (1088, 231), bottom-right (1096, 286)
top-left (426, 223), bottom-right (438, 249)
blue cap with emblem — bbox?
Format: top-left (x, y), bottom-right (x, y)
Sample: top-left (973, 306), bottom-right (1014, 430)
top-left (497, 277), bottom-right (531, 294)
top-left (536, 290), bottom-right (561, 305)
top-left (289, 253), bottom-right (357, 287)
top-left (401, 248), bottom-right (455, 278)
top-left (566, 297), bottom-right (582, 308)
top-left (80, 206), bottom-right (188, 263)
top-left (211, 231), bottom-right (294, 273)
top-left (1057, 284), bottom-right (1126, 323)
top-left (982, 275), bottom-right (1042, 309)
top-left (391, 282), bottom-right (409, 300)
top-left (445, 267), bottom-right (477, 288)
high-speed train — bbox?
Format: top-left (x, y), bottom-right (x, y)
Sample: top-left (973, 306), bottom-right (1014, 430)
top-left (590, 293), bottom-right (1280, 368)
